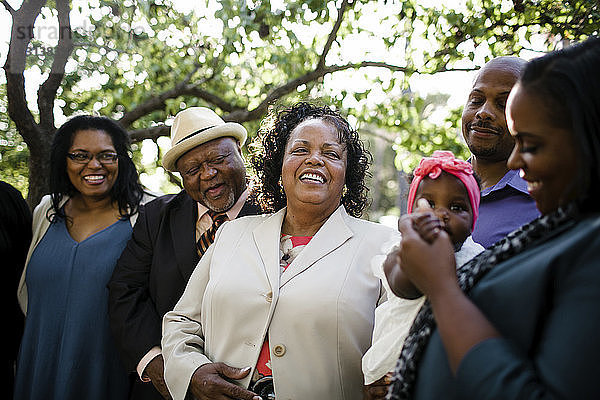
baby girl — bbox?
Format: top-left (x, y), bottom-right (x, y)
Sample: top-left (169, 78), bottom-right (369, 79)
top-left (362, 151), bottom-right (484, 399)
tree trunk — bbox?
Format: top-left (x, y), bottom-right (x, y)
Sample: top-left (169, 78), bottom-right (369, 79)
top-left (397, 170), bottom-right (409, 215)
top-left (3, 0), bottom-right (71, 208)
top-left (26, 136), bottom-right (53, 207)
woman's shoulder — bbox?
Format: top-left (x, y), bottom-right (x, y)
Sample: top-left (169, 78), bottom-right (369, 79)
top-left (342, 214), bottom-right (399, 252)
top-left (35, 194), bottom-right (53, 209)
top-left (213, 213), bottom-right (273, 248)
top-left (226, 212), bottom-right (272, 228)
top-left (32, 194), bottom-right (58, 221)
top-left (344, 213), bottom-right (397, 235)
top-left (568, 213), bottom-right (600, 254)
top-left (553, 213), bottom-right (600, 251)
top-left (576, 212), bottom-right (600, 232)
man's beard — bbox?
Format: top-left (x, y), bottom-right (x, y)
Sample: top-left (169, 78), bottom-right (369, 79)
top-left (469, 142), bottom-right (513, 163)
top-left (204, 189), bottom-right (236, 213)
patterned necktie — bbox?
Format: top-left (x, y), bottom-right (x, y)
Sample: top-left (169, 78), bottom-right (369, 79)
top-left (196, 210), bottom-right (229, 257)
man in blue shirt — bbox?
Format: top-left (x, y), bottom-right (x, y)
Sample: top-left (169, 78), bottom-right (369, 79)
top-left (462, 57), bottom-right (539, 247)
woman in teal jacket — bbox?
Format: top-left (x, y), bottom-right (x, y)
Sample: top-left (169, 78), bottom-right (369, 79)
top-left (386, 36), bottom-right (600, 399)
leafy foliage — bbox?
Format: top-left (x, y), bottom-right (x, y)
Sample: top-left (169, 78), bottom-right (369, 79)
top-left (1, 0), bottom-right (598, 213)
top-left (0, 85), bottom-right (29, 196)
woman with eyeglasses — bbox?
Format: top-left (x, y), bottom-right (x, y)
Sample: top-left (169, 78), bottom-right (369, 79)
top-left (14, 115), bottom-right (155, 400)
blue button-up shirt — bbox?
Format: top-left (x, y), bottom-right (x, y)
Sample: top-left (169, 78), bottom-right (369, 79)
top-left (472, 169), bottom-right (540, 248)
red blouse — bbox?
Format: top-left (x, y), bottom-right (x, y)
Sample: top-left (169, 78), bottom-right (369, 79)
top-left (251, 235), bottom-right (312, 383)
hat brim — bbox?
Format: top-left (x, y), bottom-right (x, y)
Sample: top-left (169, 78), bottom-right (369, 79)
top-left (162, 123), bottom-right (247, 172)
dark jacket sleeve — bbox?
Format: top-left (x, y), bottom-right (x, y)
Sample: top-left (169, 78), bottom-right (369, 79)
top-left (108, 202), bottom-right (164, 372)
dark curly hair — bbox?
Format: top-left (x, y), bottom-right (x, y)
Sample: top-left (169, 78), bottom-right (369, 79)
top-left (49, 114), bottom-right (145, 221)
top-left (249, 102), bottom-right (372, 217)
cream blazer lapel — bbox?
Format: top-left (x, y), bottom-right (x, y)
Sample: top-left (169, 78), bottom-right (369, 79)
top-left (252, 208), bottom-right (286, 300)
top-left (280, 206), bottom-right (353, 288)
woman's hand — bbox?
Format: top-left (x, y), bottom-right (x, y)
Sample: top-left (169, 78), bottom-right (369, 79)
top-left (189, 363), bottom-right (261, 400)
top-left (396, 202), bottom-right (457, 299)
top-left (384, 199), bottom-right (448, 299)
top-left (398, 200), bottom-right (500, 373)
top-left (397, 213), bottom-right (456, 298)
top-left (363, 373), bottom-right (392, 400)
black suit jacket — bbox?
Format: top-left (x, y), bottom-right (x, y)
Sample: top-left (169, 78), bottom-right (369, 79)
top-left (108, 190), bottom-right (261, 399)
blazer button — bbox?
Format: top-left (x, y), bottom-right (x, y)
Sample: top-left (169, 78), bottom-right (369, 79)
top-left (264, 291), bottom-right (272, 303)
top-left (272, 344), bottom-right (286, 357)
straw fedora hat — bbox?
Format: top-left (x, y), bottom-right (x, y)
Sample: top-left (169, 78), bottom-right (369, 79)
top-left (162, 107), bottom-right (247, 171)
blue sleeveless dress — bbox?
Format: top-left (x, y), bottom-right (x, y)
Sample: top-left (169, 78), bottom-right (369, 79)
top-left (14, 218), bottom-right (132, 400)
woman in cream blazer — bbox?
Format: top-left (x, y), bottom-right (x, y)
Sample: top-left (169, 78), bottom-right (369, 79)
top-left (163, 206), bottom-right (396, 399)
top-left (161, 103), bottom-right (398, 400)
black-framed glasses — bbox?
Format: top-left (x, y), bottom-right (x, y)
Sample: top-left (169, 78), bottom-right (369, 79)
top-left (67, 151), bottom-right (119, 165)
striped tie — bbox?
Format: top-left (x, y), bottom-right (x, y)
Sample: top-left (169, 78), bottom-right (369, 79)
top-left (196, 210), bottom-right (229, 257)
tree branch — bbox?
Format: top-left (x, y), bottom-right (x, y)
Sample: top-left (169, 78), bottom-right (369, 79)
top-left (126, 55), bottom-right (477, 135)
top-left (3, 0), bottom-right (46, 145)
top-left (37, 0), bottom-right (73, 132)
top-left (122, 0), bottom-right (476, 135)
top-left (118, 62), bottom-right (211, 128)
top-left (512, 0), bottom-right (525, 13)
top-left (182, 86), bottom-right (238, 113)
top-left (119, 84), bottom-right (188, 128)
top-left (317, 0), bottom-right (350, 70)
top-left (225, 60), bottom-right (476, 123)
top-left (219, 0), bottom-right (354, 123)
top-left (129, 125), bottom-right (170, 142)
top-left (1, 0), bottom-right (15, 14)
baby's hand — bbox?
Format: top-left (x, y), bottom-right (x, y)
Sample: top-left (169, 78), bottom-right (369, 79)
top-left (383, 245), bottom-right (423, 299)
top-left (412, 198), bottom-right (443, 244)
top-left (384, 199), bottom-right (445, 299)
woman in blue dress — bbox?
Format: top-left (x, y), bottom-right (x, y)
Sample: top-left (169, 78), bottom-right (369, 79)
top-left (15, 115), bottom-right (153, 399)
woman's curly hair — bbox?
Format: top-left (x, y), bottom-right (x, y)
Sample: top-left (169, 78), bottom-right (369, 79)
top-left (249, 101), bottom-right (372, 217)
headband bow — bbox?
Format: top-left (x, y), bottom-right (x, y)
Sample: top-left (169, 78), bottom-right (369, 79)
top-left (406, 150), bottom-right (480, 229)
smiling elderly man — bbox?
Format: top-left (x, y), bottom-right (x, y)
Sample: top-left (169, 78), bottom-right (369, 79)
top-left (461, 56), bottom-right (539, 248)
top-left (108, 107), bottom-right (261, 400)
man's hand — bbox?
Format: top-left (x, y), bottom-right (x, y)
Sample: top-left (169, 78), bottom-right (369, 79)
top-left (189, 362), bottom-right (261, 400)
top-left (145, 355), bottom-right (173, 400)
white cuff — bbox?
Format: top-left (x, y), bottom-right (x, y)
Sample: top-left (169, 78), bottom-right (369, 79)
top-left (137, 346), bottom-right (162, 382)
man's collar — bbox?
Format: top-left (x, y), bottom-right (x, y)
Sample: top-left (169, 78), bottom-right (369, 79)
top-left (467, 157), bottom-right (529, 196)
top-left (481, 168), bottom-right (529, 196)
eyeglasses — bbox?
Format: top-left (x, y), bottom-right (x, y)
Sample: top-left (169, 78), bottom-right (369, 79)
top-left (66, 151), bottom-right (119, 165)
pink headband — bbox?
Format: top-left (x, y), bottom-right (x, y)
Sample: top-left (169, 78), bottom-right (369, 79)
top-left (406, 150), bottom-right (480, 229)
